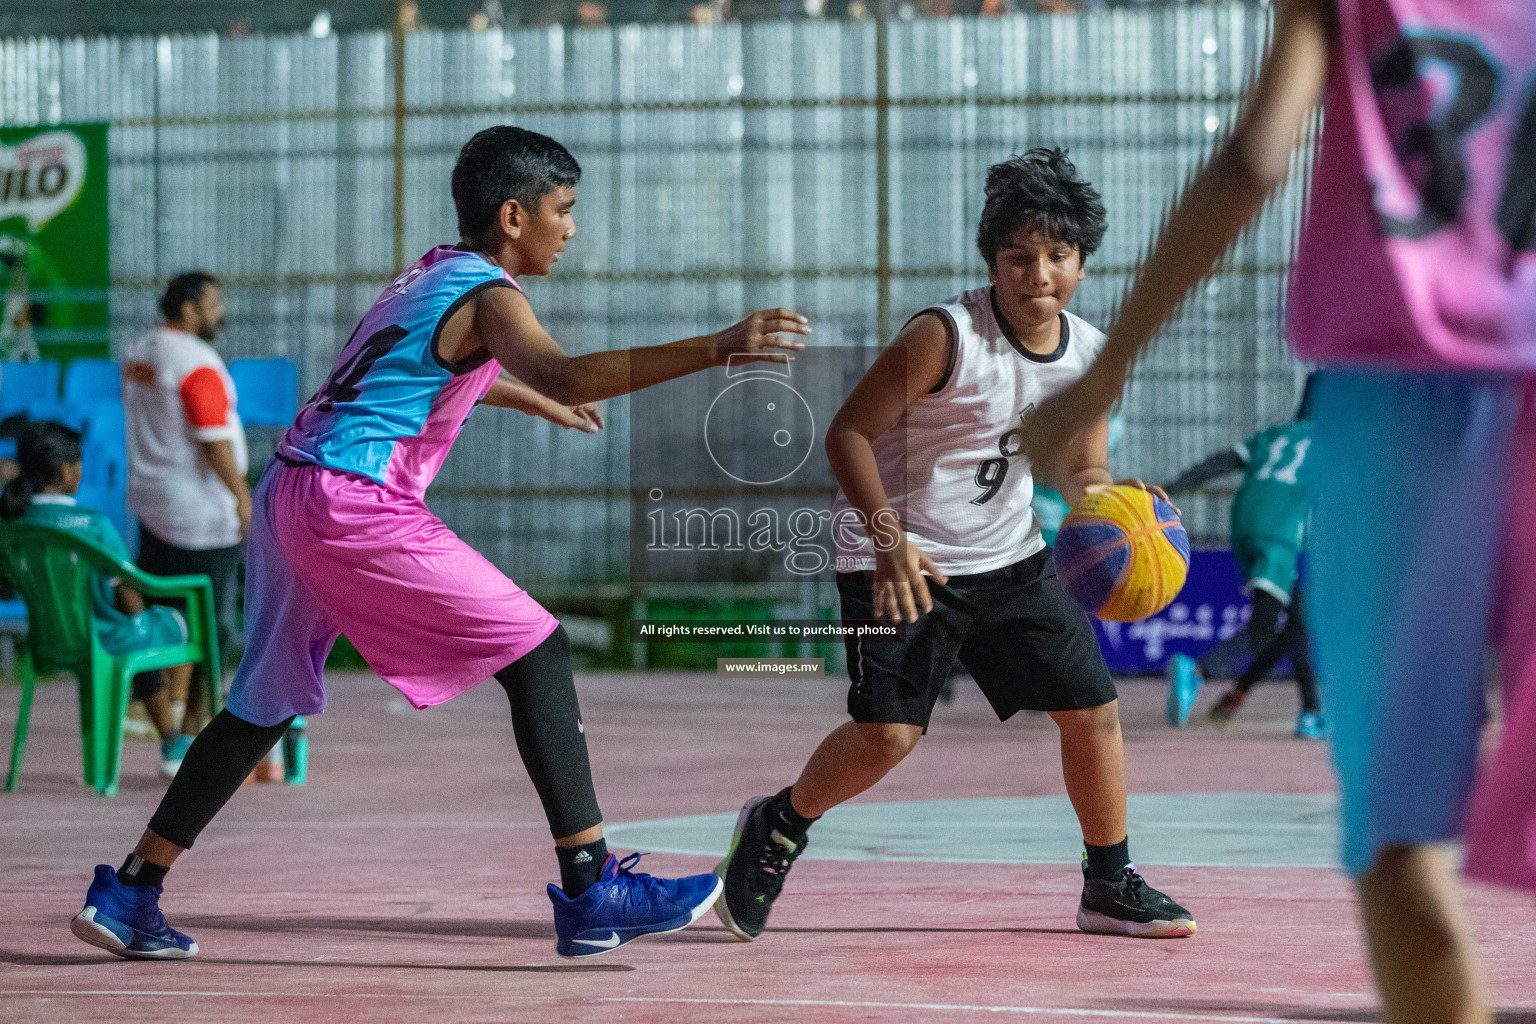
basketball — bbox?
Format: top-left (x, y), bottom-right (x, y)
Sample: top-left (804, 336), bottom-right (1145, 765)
top-left (1054, 485), bottom-right (1190, 622)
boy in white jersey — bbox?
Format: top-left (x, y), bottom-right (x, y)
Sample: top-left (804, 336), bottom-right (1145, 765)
top-left (1020, 1), bottom-right (1536, 1019)
top-left (715, 149), bottom-right (1194, 941)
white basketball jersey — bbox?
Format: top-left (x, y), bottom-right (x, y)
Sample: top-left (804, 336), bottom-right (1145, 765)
top-left (832, 287), bottom-right (1107, 576)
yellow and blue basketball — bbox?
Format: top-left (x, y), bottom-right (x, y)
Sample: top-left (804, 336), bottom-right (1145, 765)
top-left (1053, 485), bottom-right (1189, 622)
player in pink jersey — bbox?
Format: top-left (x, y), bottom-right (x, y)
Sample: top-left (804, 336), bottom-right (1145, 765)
top-left (70, 126), bottom-right (811, 961)
top-left (1021, 2), bottom-right (1534, 1022)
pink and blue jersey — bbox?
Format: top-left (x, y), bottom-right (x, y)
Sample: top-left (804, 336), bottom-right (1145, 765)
top-left (227, 245), bottom-right (559, 726)
top-left (1290, 0), bottom-right (1536, 368)
top-left (278, 245), bottom-right (516, 497)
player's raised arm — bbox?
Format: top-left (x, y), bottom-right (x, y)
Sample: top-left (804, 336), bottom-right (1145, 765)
top-left (1042, 412), bottom-right (1112, 507)
top-left (1163, 448), bottom-right (1248, 496)
top-left (471, 284), bottom-right (808, 407)
top-left (481, 374), bottom-right (605, 433)
top-left (1021, 0), bottom-right (1331, 463)
top-left (826, 312), bottom-right (952, 623)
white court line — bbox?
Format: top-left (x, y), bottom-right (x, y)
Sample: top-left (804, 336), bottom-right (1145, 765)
top-left (599, 996), bottom-right (1375, 1023)
top-left (0, 990), bottom-right (529, 1000)
top-left (0, 990), bottom-right (1377, 1022)
top-left (0, 990), bottom-right (1376, 1021)
top-left (588, 838), bottom-right (1335, 869)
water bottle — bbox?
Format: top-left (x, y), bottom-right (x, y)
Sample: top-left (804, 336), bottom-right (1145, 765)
top-left (282, 716), bottom-right (308, 785)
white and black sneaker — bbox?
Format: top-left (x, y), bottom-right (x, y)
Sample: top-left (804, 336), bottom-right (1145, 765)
top-left (1077, 863), bottom-right (1195, 938)
top-left (713, 794), bottom-right (807, 941)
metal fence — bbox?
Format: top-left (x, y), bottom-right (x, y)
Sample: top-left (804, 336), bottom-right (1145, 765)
top-left (0, 4), bottom-right (1306, 589)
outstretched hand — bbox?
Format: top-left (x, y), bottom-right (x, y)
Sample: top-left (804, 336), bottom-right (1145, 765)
top-left (711, 308), bottom-right (810, 366)
top-left (562, 402), bottom-right (602, 436)
top-left (547, 402), bottom-right (605, 433)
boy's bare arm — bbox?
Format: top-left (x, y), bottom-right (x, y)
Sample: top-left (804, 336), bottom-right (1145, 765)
top-left (1047, 414), bottom-right (1172, 509)
top-left (467, 286), bottom-right (808, 406)
top-left (1047, 414), bottom-right (1112, 507)
top-left (1022, 0), bottom-right (1331, 460)
top-left (827, 313), bottom-right (953, 621)
top-left (481, 373), bottom-right (604, 432)
top-left (825, 313), bottom-right (951, 538)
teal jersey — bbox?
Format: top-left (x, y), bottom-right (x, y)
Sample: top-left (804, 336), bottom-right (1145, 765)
top-left (1033, 487), bottom-right (1069, 546)
top-left (1230, 421), bottom-right (1312, 550)
top-left (21, 497), bottom-right (144, 654)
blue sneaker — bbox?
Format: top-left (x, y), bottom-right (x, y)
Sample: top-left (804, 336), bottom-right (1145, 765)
top-left (70, 865), bottom-right (198, 959)
top-left (548, 852), bottom-right (723, 958)
top-left (1164, 654), bottom-right (1202, 727)
top-left (1295, 711), bottom-right (1333, 740)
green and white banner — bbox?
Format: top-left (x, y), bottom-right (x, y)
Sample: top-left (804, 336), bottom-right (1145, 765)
top-left (0, 122), bottom-right (109, 363)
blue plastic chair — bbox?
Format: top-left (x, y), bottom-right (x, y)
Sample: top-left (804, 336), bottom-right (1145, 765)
top-left (62, 359), bottom-right (121, 410)
top-left (228, 358), bottom-right (299, 427)
top-left (0, 599), bottom-right (25, 632)
top-left (76, 402), bottom-right (131, 543)
top-left (0, 361), bottom-right (62, 419)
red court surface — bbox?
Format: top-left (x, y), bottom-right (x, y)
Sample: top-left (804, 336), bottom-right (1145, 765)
top-left (4, 669), bottom-right (1535, 1023)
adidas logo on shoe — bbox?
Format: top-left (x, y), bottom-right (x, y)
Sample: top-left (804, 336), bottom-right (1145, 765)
top-left (573, 851), bottom-right (593, 864)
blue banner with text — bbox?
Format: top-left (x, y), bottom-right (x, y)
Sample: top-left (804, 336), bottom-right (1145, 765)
top-left (1093, 549), bottom-right (1256, 674)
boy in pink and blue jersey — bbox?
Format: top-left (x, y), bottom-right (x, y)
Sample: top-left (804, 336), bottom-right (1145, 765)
top-left (71, 126), bottom-right (810, 961)
top-left (1022, 2), bottom-right (1535, 1021)
top-left (239, 247), bottom-right (566, 722)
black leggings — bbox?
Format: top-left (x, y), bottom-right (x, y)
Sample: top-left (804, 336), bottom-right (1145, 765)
top-left (1232, 586), bottom-right (1320, 713)
top-left (1198, 587), bottom-right (1319, 713)
top-left (147, 710), bottom-right (293, 849)
top-left (145, 625), bottom-right (602, 850)
top-left (492, 625), bottom-right (602, 838)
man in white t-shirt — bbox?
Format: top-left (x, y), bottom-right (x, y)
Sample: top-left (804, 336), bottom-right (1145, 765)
top-left (122, 273), bottom-right (250, 753)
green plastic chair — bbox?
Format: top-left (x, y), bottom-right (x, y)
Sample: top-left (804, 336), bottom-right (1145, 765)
top-left (0, 522), bottom-right (221, 795)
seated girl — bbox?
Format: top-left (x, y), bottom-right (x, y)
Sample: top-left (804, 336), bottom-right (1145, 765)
top-left (1, 420), bottom-right (193, 777)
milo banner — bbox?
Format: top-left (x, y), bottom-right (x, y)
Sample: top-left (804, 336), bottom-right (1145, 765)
top-left (0, 123), bottom-right (109, 364)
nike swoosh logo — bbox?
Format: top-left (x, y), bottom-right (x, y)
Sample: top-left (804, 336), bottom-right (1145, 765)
top-left (574, 932), bottom-right (621, 949)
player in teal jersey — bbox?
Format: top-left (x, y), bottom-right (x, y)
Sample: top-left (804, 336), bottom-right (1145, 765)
top-left (1161, 378), bottom-right (1324, 738)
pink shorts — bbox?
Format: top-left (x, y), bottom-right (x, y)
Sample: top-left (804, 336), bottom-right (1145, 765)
top-left (226, 463), bottom-right (560, 726)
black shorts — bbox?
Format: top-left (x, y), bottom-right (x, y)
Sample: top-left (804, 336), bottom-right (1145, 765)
top-left (839, 549), bottom-right (1117, 730)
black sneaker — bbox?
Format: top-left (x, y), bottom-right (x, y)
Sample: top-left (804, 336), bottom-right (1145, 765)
top-left (1077, 863), bottom-right (1196, 938)
top-left (713, 795), bottom-right (807, 941)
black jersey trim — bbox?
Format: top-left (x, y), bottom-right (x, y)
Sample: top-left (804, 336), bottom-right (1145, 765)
top-left (430, 278), bottom-right (518, 375)
top-left (991, 288), bottom-right (1070, 364)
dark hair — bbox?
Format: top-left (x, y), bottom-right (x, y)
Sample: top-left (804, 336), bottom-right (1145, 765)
top-left (1, 420), bottom-right (82, 520)
top-left (161, 272), bottom-right (220, 323)
top-left (451, 126), bottom-right (581, 245)
top-left (976, 148), bottom-right (1107, 269)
